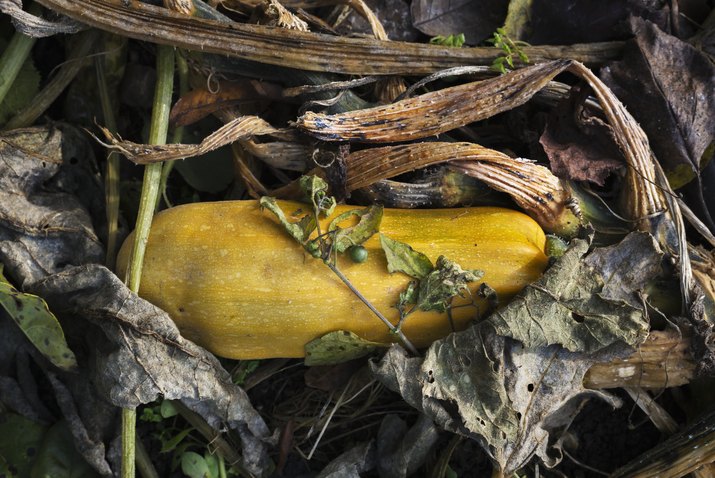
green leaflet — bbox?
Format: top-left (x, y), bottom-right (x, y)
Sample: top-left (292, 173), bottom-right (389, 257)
top-left (328, 205), bottom-right (383, 253)
top-left (259, 196), bottom-right (317, 246)
top-left (304, 330), bottom-right (388, 366)
top-left (299, 175), bottom-right (336, 218)
top-left (379, 234), bottom-right (433, 279)
top-left (0, 265), bottom-right (77, 371)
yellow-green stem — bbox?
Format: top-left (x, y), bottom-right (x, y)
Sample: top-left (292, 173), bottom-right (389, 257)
top-left (0, 3), bottom-right (40, 107)
top-left (159, 53), bottom-right (188, 208)
top-left (122, 45), bottom-right (175, 478)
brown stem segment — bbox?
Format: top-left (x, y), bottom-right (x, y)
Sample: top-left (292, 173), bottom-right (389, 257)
top-left (583, 329), bottom-right (696, 389)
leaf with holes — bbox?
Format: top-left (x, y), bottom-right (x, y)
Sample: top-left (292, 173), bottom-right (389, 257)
top-left (372, 232), bottom-right (659, 475)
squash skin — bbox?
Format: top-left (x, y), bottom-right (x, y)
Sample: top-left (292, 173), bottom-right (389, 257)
top-left (116, 200), bottom-right (548, 359)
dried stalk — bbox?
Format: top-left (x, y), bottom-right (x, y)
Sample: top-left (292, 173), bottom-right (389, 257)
top-left (97, 115), bottom-right (282, 163)
top-left (610, 409), bottom-right (715, 478)
top-left (344, 142), bottom-right (581, 237)
top-left (33, 0), bottom-right (621, 75)
top-left (583, 329), bottom-right (695, 389)
top-left (298, 60), bottom-right (572, 142)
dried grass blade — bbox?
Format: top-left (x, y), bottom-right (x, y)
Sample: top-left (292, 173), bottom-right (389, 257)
top-left (297, 60), bottom-right (572, 142)
top-left (98, 116), bottom-right (281, 164)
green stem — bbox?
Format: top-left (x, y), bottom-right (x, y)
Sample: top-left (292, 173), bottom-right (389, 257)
top-left (95, 40), bottom-right (121, 268)
top-left (121, 408), bottom-right (136, 478)
top-left (325, 262), bottom-right (419, 356)
top-left (0, 3), bottom-right (40, 108)
top-left (122, 45), bottom-right (175, 478)
top-left (159, 53), bottom-right (188, 208)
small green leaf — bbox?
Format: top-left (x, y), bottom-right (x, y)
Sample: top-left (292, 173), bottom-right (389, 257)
top-left (413, 256), bottom-right (483, 313)
top-left (304, 330), bottom-right (387, 366)
top-left (379, 235), bottom-right (433, 279)
top-left (259, 196), bottom-right (316, 245)
top-left (160, 400), bottom-right (179, 418)
top-left (329, 205), bottom-right (383, 253)
top-left (30, 421), bottom-right (97, 478)
top-left (299, 175), bottom-right (335, 218)
top-left (397, 280), bottom-right (419, 315)
top-left (203, 452), bottom-right (220, 478)
top-left (181, 451), bottom-right (212, 478)
top-left (0, 265), bottom-right (77, 371)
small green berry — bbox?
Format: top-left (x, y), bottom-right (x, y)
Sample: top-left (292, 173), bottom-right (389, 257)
top-left (348, 245), bottom-right (368, 263)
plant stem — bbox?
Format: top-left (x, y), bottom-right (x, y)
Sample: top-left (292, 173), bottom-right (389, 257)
top-left (122, 45), bottom-right (175, 478)
top-left (95, 40), bottom-right (121, 268)
top-left (325, 262), bottom-right (419, 356)
top-left (0, 2), bottom-right (40, 107)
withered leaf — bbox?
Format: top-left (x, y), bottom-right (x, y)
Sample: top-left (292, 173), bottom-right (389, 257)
top-left (169, 80), bottom-right (283, 127)
top-left (412, 256), bottom-right (482, 314)
top-left (600, 18), bottom-right (715, 189)
top-left (539, 86), bottom-right (624, 186)
top-left (298, 61), bottom-right (572, 143)
top-left (490, 233), bottom-right (656, 353)
top-left (259, 196), bottom-right (316, 245)
top-left (304, 330), bottom-right (387, 366)
top-left (98, 115), bottom-right (282, 164)
top-left (372, 233), bottom-right (659, 474)
top-left (0, 126), bottom-right (272, 476)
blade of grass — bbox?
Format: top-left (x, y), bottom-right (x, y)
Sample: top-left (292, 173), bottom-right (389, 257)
top-left (95, 39), bottom-right (121, 268)
top-left (122, 45), bottom-right (175, 478)
top-left (6, 28), bottom-right (98, 129)
top-left (0, 2), bottom-right (40, 107)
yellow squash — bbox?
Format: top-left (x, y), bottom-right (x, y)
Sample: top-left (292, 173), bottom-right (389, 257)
top-left (116, 200), bottom-right (548, 359)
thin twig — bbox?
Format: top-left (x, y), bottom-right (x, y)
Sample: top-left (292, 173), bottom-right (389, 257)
top-left (325, 261), bottom-right (419, 356)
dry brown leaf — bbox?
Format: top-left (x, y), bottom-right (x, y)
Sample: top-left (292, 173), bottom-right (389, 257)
top-left (169, 80), bottom-right (283, 127)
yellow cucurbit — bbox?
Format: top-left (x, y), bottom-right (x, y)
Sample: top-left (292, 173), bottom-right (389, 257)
top-left (116, 200), bottom-right (548, 359)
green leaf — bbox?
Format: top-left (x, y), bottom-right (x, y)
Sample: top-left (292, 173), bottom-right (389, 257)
top-left (259, 196), bottom-right (316, 246)
top-left (160, 400), bottom-right (179, 418)
top-left (413, 256), bottom-right (483, 313)
top-left (298, 175), bottom-right (335, 218)
top-left (181, 451), bottom-right (213, 478)
top-left (160, 428), bottom-right (193, 454)
top-left (0, 265), bottom-right (77, 370)
top-left (30, 421), bottom-right (97, 478)
top-left (379, 234), bottom-right (433, 279)
top-left (0, 39), bottom-right (40, 126)
top-left (397, 280), bottom-right (419, 316)
top-left (304, 330), bottom-right (387, 366)
top-left (0, 413), bottom-right (47, 478)
top-left (328, 205), bottom-right (383, 253)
